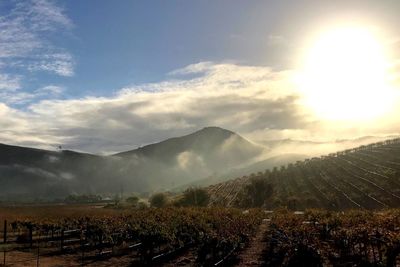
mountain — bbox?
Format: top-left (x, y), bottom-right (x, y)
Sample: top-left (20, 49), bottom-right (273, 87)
top-left (0, 143), bottom-right (118, 201)
top-left (0, 127), bottom-right (263, 201)
top-left (116, 126), bottom-right (262, 168)
top-left (113, 126), bottom-right (263, 191)
top-left (207, 138), bottom-right (400, 210)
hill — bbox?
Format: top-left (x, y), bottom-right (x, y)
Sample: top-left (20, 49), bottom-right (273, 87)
top-left (207, 138), bottom-right (400, 210)
top-left (0, 127), bottom-right (263, 200)
top-left (0, 143), bottom-right (118, 200)
top-left (113, 126), bottom-right (263, 191)
top-left (115, 126), bottom-right (261, 165)
top-left (172, 153), bottom-right (307, 190)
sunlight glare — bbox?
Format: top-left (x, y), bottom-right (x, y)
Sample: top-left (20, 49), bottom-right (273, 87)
top-left (298, 26), bottom-right (394, 121)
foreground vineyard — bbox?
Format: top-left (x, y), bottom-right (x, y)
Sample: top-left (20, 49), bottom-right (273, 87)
top-left (264, 209), bottom-right (400, 266)
top-left (2, 208), bottom-right (400, 266)
top-left (208, 138), bottom-right (400, 210)
top-left (0, 208), bottom-right (263, 266)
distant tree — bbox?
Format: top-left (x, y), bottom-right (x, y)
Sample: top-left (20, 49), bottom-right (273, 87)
top-left (150, 193), bottom-right (168, 208)
top-left (126, 195), bottom-right (139, 207)
top-left (236, 177), bottom-right (273, 208)
top-left (175, 187), bottom-right (209, 207)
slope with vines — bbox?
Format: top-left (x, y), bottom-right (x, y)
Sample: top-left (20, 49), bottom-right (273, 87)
top-left (207, 138), bottom-right (400, 210)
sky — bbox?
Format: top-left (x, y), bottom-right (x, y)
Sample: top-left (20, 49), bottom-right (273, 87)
top-left (1, 0), bottom-right (400, 154)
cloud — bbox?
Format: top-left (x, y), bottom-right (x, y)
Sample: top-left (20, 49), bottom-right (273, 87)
top-left (0, 0), bottom-right (74, 103)
top-left (0, 63), bottom-right (308, 153)
top-left (35, 85), bottom-right (64, 95)
top-left (267, 35), bottom-right (286, 46)
top-left (27, 53), bottom-right (74, 77)
top-left (0, 83), bottom-right (64, 105)
top-left (0, 62), bottom-right (399, 155)
top-left (0, 74), bottom-right (21, 91)
top-left (177, 151), bottom-right (205, 170)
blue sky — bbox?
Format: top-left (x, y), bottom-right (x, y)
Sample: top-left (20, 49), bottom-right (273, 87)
top-left (3, 0), bottom-right (400, 101)
top-left (1, 0), bottom-right (400, 153)
top-left (10, 0), bottom-right (292, 99)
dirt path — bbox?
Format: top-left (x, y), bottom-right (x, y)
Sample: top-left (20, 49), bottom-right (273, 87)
top-left (235, 219), bottom-right (270, 266)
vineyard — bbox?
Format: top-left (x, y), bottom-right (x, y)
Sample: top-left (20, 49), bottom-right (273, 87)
top-left (2, 208), bottom-right (400, 266)
top-left (0, 207), bottom-right (264, 266)
top-left (208, 138), bottom-right (400, 210)
top-left (2, 138), bottom-right (400, 266)
top-left (264, 209), bottom-right (400, 266)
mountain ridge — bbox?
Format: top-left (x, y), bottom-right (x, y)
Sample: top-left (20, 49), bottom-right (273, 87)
top-left (0, 126), bottom-right (263, 200)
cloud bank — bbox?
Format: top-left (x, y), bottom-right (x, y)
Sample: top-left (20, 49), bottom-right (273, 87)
top-left (1, 61), bottom-right (398, 155)
top-left (0, 62), bottom-right (304, 153)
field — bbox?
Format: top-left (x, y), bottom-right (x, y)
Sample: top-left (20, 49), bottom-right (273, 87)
top-left (0, 205), bottom-right (264, 266)
top-left (208, 138), bottom-right (400, 210)
top-left (1, 205), bottom-right (400, 266)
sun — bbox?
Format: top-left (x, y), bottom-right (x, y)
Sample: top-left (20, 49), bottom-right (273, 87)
top-left (297, 26), bottom-right (394, 121)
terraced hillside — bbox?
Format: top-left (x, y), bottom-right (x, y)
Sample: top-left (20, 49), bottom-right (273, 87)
top-left (208, 138), bottom-right (400, 210)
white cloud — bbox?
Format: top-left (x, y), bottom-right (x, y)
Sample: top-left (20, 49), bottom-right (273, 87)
top-left (0, 74), bottom-right (21, 91)
top-left (27, 53), bottom-right (74, 77)
top-left (29, 0), bottom-right (73, 31)
top-left (0, 62), bottom-right (399, 154)
top-left (0, 63), bottom-right (304, 152)
top-left (0, 83), bottom-right (64, 105)
top-left (0, 0), bottom-right (74, 104)
top-left (0, 0), bottom-right (74, 101)
top-left (0, 74), bottom-right (34, 104)
top-left (35, 85), bottom-right (64, 95)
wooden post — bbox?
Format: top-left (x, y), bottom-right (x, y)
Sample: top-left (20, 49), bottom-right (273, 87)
top-left (80, 229), bottom-right (84, 266)
top-left (99, 234), bottom-right (102, 255)
top-left (3, 220), bottom-right (6, 266)
top-left (37, 238), bottom-right (40, 267)
top-left (60, 229), bottom-right (64, 251)
top-left (29, 226), bottom-right (33, 248)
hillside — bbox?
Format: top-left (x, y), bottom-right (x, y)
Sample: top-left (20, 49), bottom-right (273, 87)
top-left (207, 138), bottom-right (400, 210)
top-left (172, 153), bottom-right (306, 190)
top-left (113, 126), bottom-right (263, 192)
top-left (0, 127), bottom-right (263, 200)
top-left (115, 126), bottom-right (262, 168)
top-left (0, 143), bottom-right (118, 200)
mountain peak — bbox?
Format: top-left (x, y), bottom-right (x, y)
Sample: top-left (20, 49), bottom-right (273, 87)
top-left (190, 126), bottom-right (235, 137)
top-left (115, 126), bottom-right (261, 160)
top-left (200, 126), bottom-right (232, 132)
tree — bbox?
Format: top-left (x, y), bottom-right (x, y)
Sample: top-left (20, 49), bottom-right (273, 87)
top-left (175, 187), bottom-right (209, 207)
top-left (126, 195), bottom-right (139, 207)
top-left (150, 193), bottom-right (168, 208)
top-left (236, 176), bottom-right (273, 208)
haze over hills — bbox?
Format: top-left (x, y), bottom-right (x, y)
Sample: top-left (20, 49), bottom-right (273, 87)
top-left (115, 126), bottom-right (262, 174)
top-left (172, 135), bottom-right (398, 190)
top-left (0, 143), bottom-right (115, 200)
top-left (113, 126), bottom-right (264, 192)
top-left (1, 125), bottom-right (398, 203)
top-left (172, 153), bottom-right (307, 190)
top-left (0, 127), bottom-right (264, 201)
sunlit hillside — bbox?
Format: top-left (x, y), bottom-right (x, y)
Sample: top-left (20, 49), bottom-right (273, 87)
top-left (208, 138), bottom-right (400, 210)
